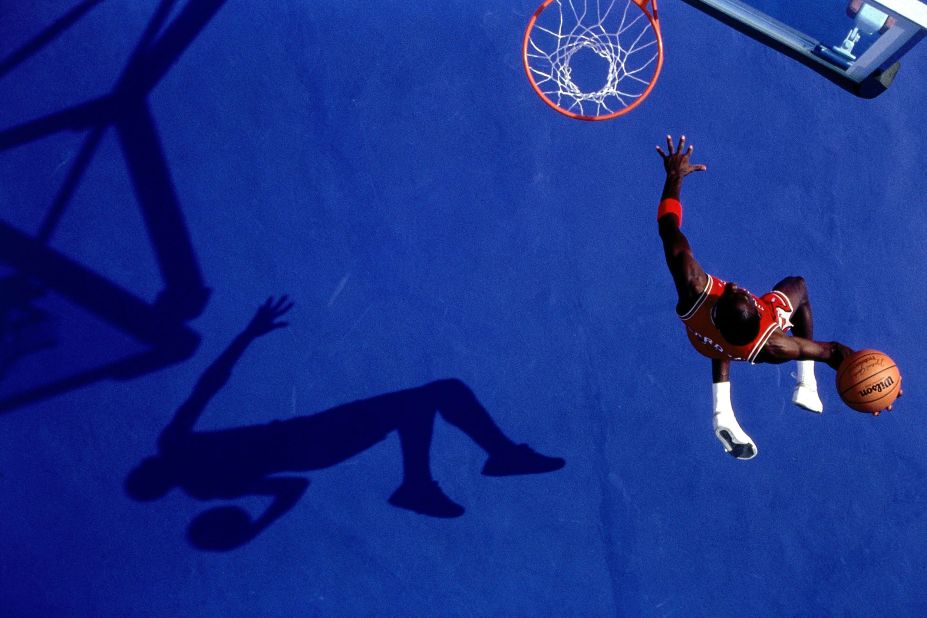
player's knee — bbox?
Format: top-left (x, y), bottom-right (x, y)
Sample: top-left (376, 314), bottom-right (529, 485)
top-left (792, 276), bottom-right (808, 300)
top-left (778, 275), bottom-right (808, 299)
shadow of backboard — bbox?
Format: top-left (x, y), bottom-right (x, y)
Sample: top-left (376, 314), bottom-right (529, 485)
top-left (0, 0), bottom-right (230, 412)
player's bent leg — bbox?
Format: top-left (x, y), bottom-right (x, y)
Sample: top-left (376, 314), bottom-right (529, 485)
top-left (481, 443), bottom-right (565, 476)
top-left (424, 379), bottom-right (565, 476)
top-left (772, 276), bottom-right (824, 413)
top-left (712, 380), bottom-right (757, 460)
top-left (772, 276), bottom-right (810, 330)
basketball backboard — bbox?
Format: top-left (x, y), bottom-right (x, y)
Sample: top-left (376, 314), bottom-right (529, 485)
top-left (680, 0), bottom-right (927, 97)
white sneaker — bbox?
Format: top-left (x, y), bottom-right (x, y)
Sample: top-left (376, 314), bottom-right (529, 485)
top-left (792, 383), bottom-right (823, 414)
top-left (713, 411), bottom-right (757, 460)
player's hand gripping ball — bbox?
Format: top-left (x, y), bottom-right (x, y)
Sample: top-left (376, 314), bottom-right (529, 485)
top-left (836, 349), bottom-right (902, 415)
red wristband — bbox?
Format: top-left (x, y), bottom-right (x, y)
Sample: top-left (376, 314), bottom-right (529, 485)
top-left (658, 198), bottom-right (682, 227)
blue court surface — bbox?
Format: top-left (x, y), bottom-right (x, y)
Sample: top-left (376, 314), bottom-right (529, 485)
top-left (2, 1), bottom-right (926, 615)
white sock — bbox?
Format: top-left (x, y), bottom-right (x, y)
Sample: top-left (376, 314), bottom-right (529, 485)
top-left (793, 360), bottom-right (824, 413)
top-left (711, 381), bottom-right (757, 458)
top-left (712, 381), bottom-right (733, 414)
top-left (796, 360), bottom-right (817, 388)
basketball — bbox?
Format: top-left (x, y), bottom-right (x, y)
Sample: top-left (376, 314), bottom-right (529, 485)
top-left (836, 349), bottom-right (902, 414)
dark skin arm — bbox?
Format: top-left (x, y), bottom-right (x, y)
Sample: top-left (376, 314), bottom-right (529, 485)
top-left (757, 335), bottom-right (904, 413)
top-left (755, 332), bottom-right (852, 370)
top-left (656, 135), bottom-right (708, 314)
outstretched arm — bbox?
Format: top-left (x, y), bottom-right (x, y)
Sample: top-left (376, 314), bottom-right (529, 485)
top-left (158, 296), bottom-right (293, 448)
top-left (761, 334), bottom-right (902, 413)
top-left (656, 135), bottom-right (709, 311)
top-left (756, 332), bottom-right (852, 370)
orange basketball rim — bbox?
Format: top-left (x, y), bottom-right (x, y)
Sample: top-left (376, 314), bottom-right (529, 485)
top-left (522, 0), bottom-right (664, 121)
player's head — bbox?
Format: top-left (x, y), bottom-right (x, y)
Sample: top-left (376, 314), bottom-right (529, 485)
top-left (124, 456), bottom-right (176, 501)
top-left (715, 282), bottom-right (760, 346)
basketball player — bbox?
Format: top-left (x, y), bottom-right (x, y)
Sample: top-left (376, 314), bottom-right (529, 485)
top-left (655, 135), bottom-right (857, 460)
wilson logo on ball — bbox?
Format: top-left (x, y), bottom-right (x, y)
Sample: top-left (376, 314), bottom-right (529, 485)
top-left (857, 375), bottom-right (895, 397)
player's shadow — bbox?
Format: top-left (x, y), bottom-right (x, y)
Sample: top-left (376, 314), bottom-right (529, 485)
top-left (125, 298), bottom-right (565, 552)
top-left (0, 1), bottom-right (229, 410)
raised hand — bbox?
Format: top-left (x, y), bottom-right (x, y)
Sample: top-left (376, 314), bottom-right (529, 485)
top-left (656, 134), bottom-right (707, 178)
top-left (246, 296), bottom-right (293, 336)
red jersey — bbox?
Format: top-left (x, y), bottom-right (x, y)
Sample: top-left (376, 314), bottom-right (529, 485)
top-left (678, 274), bottom-right (794, 363)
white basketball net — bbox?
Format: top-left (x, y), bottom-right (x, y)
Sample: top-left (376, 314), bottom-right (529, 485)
top-left (525, 0), bottom-right (660, 118)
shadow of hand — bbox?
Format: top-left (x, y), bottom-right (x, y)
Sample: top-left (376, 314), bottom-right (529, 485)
top-left (245, 295), bottom-right (293, 337)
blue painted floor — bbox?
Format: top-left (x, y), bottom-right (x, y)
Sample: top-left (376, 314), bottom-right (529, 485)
top-left (2, 1), bottom-right (926, 615)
